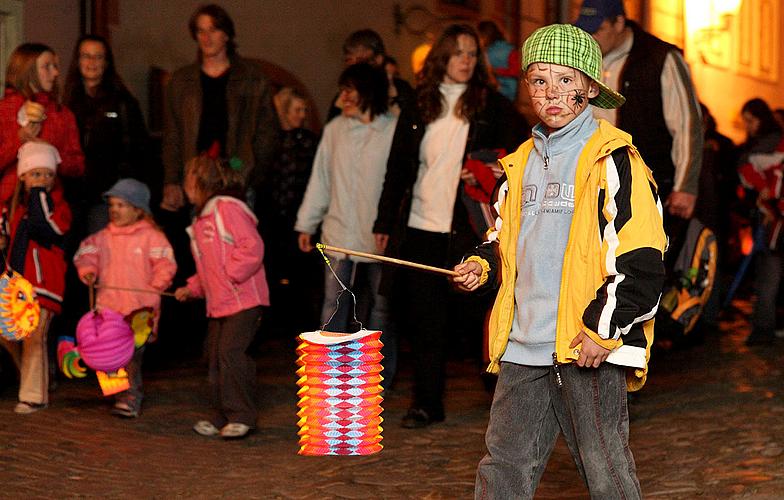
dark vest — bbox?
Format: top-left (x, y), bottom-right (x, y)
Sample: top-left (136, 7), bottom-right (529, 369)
top-left (617, 21), bottom-right (678, 197)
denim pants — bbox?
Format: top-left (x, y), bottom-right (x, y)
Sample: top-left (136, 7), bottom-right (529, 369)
top-left (475, 362), bottom-right (641, 500)
top-left (321, 259), bottom-right (397, 390)
top-left (116, 345), bottom-right (146, 412)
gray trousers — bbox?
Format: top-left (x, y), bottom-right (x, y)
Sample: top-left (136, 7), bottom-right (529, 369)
top-left (206, 306), bottom-right (262, 428)
top-left (116, 346), bottom-right (145, 412)
top-left (475, 362), bottom-right (641, 500)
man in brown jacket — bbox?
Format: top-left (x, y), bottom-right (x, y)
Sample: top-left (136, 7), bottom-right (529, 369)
top-left (161, 3), bottom-right (278, 211)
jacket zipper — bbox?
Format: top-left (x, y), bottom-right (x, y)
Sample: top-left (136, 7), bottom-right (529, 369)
top-left (552, 353), bottom-right (563, 388)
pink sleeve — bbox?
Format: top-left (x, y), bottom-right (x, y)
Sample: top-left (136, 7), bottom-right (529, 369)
top-left (186, 274), bottom-right (204, 298)
top-left (73, 232), bottom-right (101, 279)
top-left (148, 231), bottom-right (177, 291)
top-left (221, 202), bottom-right (264, 284)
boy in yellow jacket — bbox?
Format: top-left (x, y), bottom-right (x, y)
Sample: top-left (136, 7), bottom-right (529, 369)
top-left (453, 24), bottom-right (666, 499)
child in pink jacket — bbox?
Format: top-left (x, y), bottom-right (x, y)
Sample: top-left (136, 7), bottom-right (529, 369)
top-left (174, 155), bottom-right (269, 440)
top-left (74, 178), bottom-right (176, 417)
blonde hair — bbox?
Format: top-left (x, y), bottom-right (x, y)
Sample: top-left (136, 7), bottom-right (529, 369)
top-left (184, 155), bottom-right (244, 209)
top-left (273, 86), bottom-right (306, 124)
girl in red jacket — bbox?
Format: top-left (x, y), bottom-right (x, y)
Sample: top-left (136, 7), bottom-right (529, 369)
top-left (0, 43), bottom-right (84, 206)
top-left (1, 141), bottom-right (71, 414)
top-left (174, 155), bottom-right (269, 439)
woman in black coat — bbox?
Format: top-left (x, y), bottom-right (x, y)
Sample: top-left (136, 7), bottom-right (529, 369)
top-left (373, 24), bottom-right (528, 428)
top-left (64, 34), bottom-right (150, 233)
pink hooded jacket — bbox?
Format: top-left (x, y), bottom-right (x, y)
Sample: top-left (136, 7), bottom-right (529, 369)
top-left (74, 219), bottom-right (177, 332)
top-left (185, 196), bottom-right (269, 318)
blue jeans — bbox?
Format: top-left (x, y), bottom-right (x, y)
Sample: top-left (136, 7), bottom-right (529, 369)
top-left (321, 259), bottom-right (397, 390)
top-left (116, 345), bottom-right (145, 412)
top-left (475, 362), bottom-right (641, 499)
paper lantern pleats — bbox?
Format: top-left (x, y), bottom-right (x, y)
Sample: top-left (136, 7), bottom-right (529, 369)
top-left (296, 329), bottom-right (384, 456)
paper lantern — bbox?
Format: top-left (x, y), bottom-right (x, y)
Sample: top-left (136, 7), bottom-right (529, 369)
top-left (126, 307), bottom-right (155, 347)
top-left (76, 308), bottom-right (134, 372)
top-left (57, 336), bottom-right (86, 379)
top-left (296, 329), bottom-right (384, 456)
top-left (0, 270), bottom-right (40, 341)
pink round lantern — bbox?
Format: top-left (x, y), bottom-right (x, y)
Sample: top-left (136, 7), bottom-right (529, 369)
top-left (76, 308), bottom-right (134, 372)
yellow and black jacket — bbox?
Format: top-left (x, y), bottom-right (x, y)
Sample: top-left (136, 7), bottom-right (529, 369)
top-left (466, 120), bottom-right (667, 391)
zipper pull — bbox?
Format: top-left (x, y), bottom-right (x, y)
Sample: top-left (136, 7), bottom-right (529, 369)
top-left (552, 352), bottom-right (563, 388)
top-left (543, 153), bottom-right (549, 170)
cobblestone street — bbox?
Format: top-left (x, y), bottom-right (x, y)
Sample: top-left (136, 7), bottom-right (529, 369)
top-left (0, 300), bottom-right (782, 499)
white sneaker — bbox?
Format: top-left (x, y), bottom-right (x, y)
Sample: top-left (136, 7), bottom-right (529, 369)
top-left (14, 402), bottom-right (47, 414)
top-left (220, 422), bottom-right (251, 439)
top-left (193, 420), bottom-right (220, 437)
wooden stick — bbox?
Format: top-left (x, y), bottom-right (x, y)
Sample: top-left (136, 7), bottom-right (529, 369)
top-left (319, 244), bottom-right (460, 277)
top-left (95, 284), bottom-right (177, 297)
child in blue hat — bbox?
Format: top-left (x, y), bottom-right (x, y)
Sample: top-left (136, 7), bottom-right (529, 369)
top-left (74, 178), bottom-right (176, 418)
top-left (453, 24), bottom-right (666, 498)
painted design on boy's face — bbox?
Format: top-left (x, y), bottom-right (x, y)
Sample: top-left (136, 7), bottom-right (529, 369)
top-left (525, 62), bottom-right (597, 131)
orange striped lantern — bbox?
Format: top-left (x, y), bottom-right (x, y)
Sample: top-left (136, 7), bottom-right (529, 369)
top-left (296, 329), bottom-right (384, 456)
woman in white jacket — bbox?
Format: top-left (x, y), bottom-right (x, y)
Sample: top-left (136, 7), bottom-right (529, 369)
top-left (295, 63), bottom-right (398, 388)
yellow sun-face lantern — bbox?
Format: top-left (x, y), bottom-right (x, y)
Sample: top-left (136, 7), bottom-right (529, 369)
top-left (0, 270), bottom-right (40, 341)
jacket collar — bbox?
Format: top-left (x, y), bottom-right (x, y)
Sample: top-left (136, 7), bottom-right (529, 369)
top-left (106, 218), bottom-right (152, 235)
top-left (197, 195), bottom-right (257, 222)
top-left (532, 109), bottom-right (598, 158)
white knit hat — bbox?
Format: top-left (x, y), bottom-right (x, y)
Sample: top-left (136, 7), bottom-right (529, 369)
top-left (17, 141), bottom-right (61, 177)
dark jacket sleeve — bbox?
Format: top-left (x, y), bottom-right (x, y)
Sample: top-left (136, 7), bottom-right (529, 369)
top-left (372, 107), bottom-right (424, 235)
top-left (162, 71), bottom-right (184, 185)
top-left (26, 187), bottom-right (70, 247)
top-left (466, 90), bottom-right (529, 155)
top-left (119, 90), bottom-right (151, 182)
top-left (251, 71), bottom-right (280, 189)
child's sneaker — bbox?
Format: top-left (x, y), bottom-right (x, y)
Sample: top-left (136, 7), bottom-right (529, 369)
top-left (193, 420), bottom-right (221, 437)
top-left (14, 402), bottom-right (47, 414)
top-left (111, 401), bottom-right (139, 418)
top-left (220, 422), bottom-right (251, 439)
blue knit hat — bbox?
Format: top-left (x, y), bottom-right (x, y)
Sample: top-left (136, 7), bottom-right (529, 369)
top-left (103, 178), bottom-right (151, 214)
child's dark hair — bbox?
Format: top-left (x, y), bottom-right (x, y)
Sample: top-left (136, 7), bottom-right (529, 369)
top-left (185, 155), bottom-right (245, 207)
top-left (337, 63), bottom-right (389, 119)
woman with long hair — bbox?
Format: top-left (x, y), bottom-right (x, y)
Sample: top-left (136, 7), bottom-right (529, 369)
top-left (0, 43), bottom-right (84, 205)
top-left (737, 98), bottom-right (784, 346)
top-left (63, 34), bottom-right (149, 233)
top-left (373, 24), bottom-right (527, 428)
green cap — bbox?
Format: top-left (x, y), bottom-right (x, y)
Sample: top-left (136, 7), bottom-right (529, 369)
top-left (522, 24), bottom-right (625, 109)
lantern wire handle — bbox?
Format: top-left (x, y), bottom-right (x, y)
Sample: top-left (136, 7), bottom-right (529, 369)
top-left (89, 281), bottom-right (96, 311)
top-left (316, 243), bottom-right (362, 332)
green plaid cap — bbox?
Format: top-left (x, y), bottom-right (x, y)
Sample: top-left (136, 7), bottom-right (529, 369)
top-left (522, 24), bottom-right (625, 109)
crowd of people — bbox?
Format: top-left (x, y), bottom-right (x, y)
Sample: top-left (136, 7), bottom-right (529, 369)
top-left (0, 0), bottom-right (781, 496)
